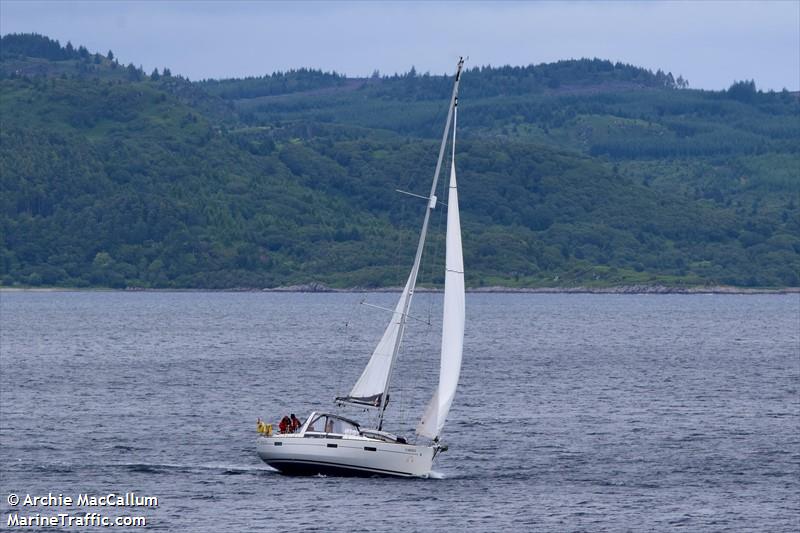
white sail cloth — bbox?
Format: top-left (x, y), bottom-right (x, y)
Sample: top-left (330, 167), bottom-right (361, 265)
top-left (417, 161), bottom-right (465, 439)
top-left (344, 274), bottom-right (414, 406)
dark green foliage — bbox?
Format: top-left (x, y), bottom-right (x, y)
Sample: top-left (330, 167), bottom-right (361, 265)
top-left (727, 79), bottom-right (758, 103)
top-left (198, 68), bottom-right (348, 99)
top-left (0, 33), bottom-right (77, 61)
top-left (1, 33), bottom-right (798, 288)
top-left (202, 59), bottom-right (685, 103)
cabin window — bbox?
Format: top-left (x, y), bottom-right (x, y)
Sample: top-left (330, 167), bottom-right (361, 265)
top-left (306, 414), bottom-right (359, 435)
top-left (307, 415), bottom-right (332, 433)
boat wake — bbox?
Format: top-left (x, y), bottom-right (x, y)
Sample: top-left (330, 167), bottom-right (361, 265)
top-left (10, 460), bottom-right (280, 477)
top-left (112, 462), bottom-right (279, 475)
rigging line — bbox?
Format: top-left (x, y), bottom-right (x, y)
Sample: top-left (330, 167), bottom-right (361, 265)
top-left (408, 91), bottom-right (454, 440)
top-left (414, 291), bottom-right (437, 445)
top-left (383, 162), bottom-right (417, 432)
top-left (412, 98), bottom-right (456, 442)
top-left (427, 135), bottom-right (450, 306)
top-left (394, 189), bottom-right (429, 201)
top-left (377, 57), bottom-right (463, 432)
top-left (359, 301), bottom-right (431, 325)
top-left (333, 300), bottom-right (350, 411)
top-left (335, 293), bottom-right (369, 411)
top-left (395, 189), bottom-right (448, 207)
top-left (411, 78), bottom-right (451, 294)
top-left (421, 137), bottom-right (451, 318)
top-left (413, 143), bottom-right (448, 437)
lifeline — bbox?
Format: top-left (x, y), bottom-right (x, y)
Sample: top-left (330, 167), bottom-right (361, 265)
top-left (77, 493), bottom-right (158, 507)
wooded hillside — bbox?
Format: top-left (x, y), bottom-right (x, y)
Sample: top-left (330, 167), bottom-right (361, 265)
top-left (2, 34), bottom-right (798, 288)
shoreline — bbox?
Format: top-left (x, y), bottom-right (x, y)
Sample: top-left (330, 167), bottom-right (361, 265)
top-left (2, 284), bottom-right (798, 295)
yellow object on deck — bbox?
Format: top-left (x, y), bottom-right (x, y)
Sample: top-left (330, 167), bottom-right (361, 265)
top-left (256, 420), bottom-right (272, 436)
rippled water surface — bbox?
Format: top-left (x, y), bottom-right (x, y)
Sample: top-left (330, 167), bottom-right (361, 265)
top-left (1, 291), bottom-right (798, 531)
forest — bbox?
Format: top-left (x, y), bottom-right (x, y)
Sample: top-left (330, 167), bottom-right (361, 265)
top-left (1, 33), bottom-right (798, 288)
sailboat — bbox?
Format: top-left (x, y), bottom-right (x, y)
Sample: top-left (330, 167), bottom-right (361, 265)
top-left (256, 57), bottom-right (465, 477)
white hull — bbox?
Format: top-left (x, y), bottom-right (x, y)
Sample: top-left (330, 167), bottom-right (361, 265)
top-left (257, 434), bottom-right (435, 477)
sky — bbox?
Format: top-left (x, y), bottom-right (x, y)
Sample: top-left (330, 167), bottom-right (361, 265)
top-left (1, 1), bottom-right (798, 91)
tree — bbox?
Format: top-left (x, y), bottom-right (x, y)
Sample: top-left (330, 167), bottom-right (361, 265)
top-left (0, 33), bottom-right (70, 60)
top-left (126, 63), bottom-right (141, 81)
top-left (728, 79), bottom-right (757, 102)
top-left (107, 50), bottom-right (114, 61)
top-left (150, 68), bottom-right (161, 81)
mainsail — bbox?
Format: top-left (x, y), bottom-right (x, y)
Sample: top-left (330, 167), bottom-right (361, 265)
top-left (417, 105), bottom-right (465, 440)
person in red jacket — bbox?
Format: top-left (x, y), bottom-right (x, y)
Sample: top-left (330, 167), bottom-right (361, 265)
top-left (278, 415), bottom-right (290, 434)
top-left (290, 414), bottom-right (302, 433)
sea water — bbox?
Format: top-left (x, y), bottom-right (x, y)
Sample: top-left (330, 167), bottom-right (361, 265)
top-left (1, 291), bottom-right (798, 531)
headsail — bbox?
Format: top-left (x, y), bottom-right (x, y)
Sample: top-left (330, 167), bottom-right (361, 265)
top-left (336, 273), bottom-right (415, 407)
top-left (417, 152), bottom-right (465, 439)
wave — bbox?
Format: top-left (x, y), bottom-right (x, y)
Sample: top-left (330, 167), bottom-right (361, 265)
top-left (113, 462), bottom-right (278, 475)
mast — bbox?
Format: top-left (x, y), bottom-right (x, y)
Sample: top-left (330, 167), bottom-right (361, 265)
top-left (377, 57), bottom-right (464, 430)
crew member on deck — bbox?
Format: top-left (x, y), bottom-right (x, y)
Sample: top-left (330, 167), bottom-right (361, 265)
top-left (290, 414), bottom-right (302, 433)
top-left (278, 415), bottom-right (290, 434)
